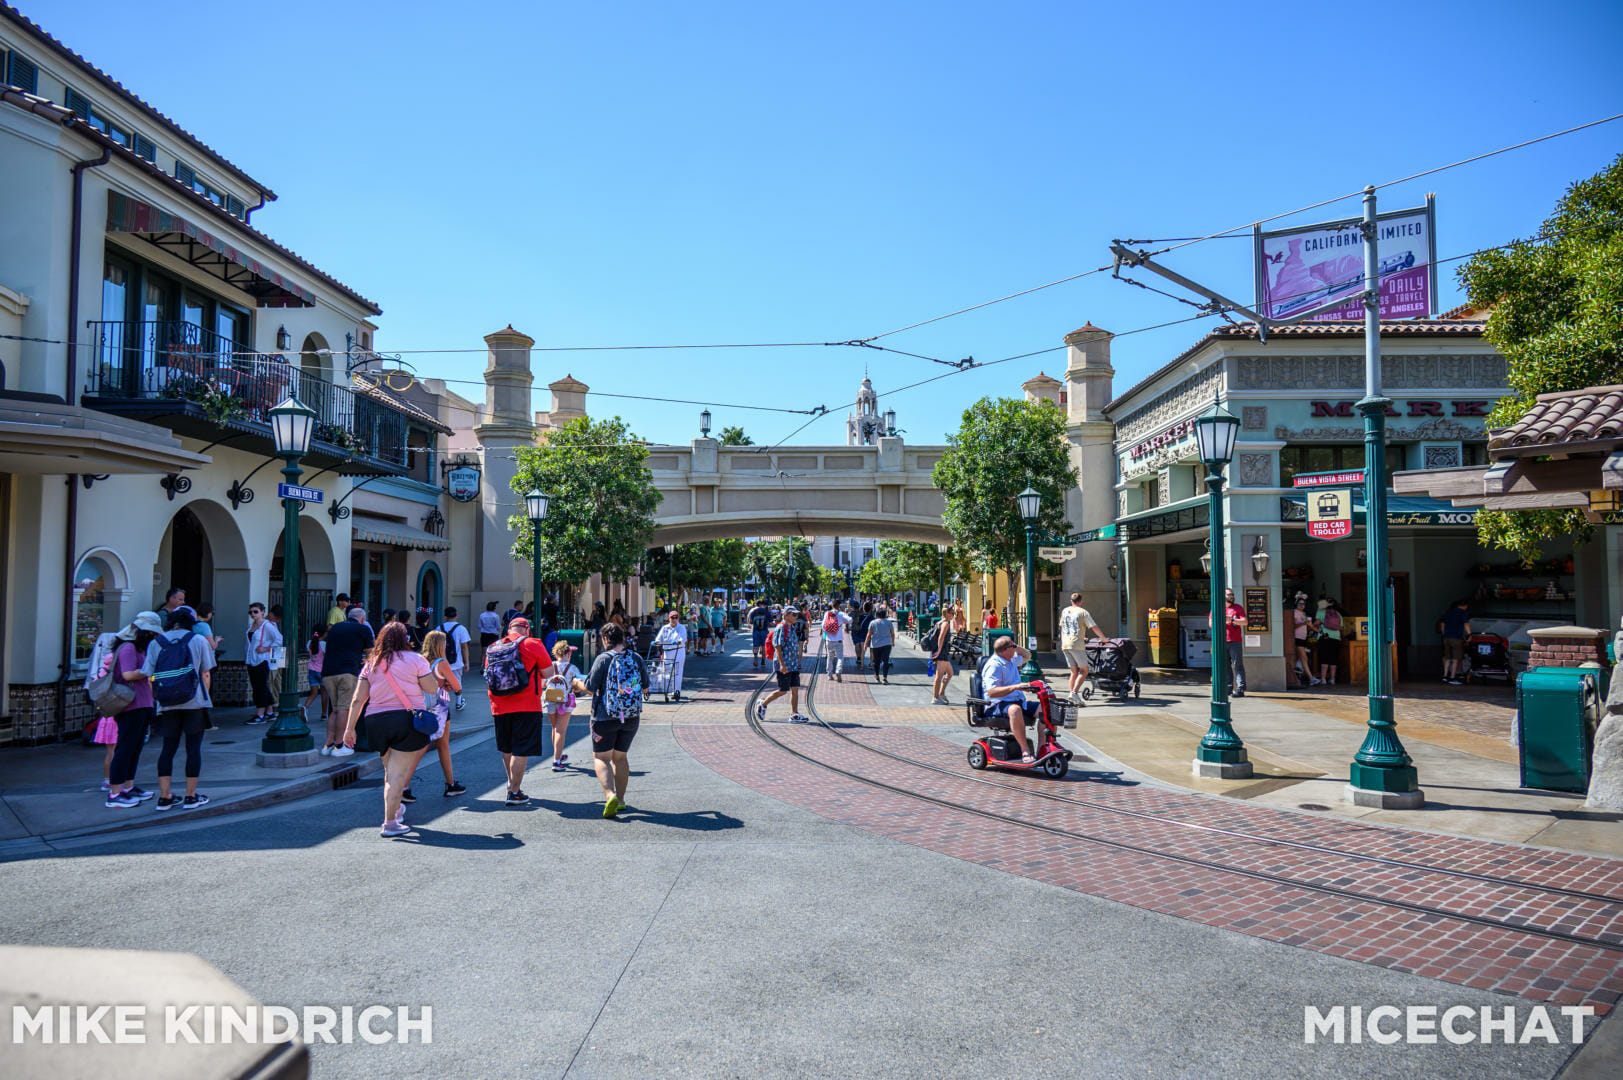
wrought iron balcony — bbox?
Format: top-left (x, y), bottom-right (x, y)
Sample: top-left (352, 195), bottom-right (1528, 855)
top-left (82, 320), bottom-right (409, 474)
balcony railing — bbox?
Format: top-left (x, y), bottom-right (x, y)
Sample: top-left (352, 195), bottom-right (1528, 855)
top-left (83, 320), bottom-right (406, 469)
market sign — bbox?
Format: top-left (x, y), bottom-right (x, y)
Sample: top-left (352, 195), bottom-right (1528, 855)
top-left (1256, 203), bottom-right (1435, 322)
top-left (1308, 400), bottom-right (1490, 418)
top-left (1128, 418), bottom-right (1195, 460)
top-left (1293, 470), bottom-right (1365, 489)
top-left (1305, 489), bottom-right (1354, 539)
top-left (446, 465), bottom-right (481, 502)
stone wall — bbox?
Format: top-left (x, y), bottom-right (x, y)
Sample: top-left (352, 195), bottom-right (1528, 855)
top-left (1526, 627), bottom-right (1608, 669)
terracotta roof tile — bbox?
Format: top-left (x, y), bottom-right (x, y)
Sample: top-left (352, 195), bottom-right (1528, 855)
top-left (1490, 385), bottom-right (1623, 452)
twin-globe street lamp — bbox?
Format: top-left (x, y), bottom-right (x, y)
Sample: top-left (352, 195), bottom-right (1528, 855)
top-left (937, 542), bottom-right (948, 615)
top-left (1016, 484), bottom-right (1045, 681)
top-left (262, 396), bottom-right (318, 757)
top-left (525, 490), bottom-right (550, 636)
top-left (1192, 401), bottom-right (1252, 779)
top-left (663, 542), bottom-right (676, 609)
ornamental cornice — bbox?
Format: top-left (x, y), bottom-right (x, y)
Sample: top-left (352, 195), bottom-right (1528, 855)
top-left (1271, 418), bottom-right (1486, 442)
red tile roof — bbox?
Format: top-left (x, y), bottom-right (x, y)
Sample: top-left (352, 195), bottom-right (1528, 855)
top-left (1490, 385), bottom-right (1623, 453)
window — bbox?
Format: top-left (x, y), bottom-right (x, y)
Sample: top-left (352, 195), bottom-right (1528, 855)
top-left (1462, 442), bottom-right (1488, 467)
top-left (405, 427), bottom-right (431, 477)
top-left (171, 159), bottom-right (246, 219)
top-left (65, 87), bottom-right (144, 154)
top-left (1279, 444), bottom-right (1406, 485)
top-left (4, 49), bottom-right (39, 94)
top-left (73, 557), bottom-right (113, 673)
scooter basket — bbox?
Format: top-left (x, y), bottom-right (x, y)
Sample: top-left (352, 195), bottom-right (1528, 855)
top-left (1050, 700), bottom-right (1081, 728)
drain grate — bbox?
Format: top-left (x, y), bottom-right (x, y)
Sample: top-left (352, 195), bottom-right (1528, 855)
top-left (330, 767), bottom-right (360, 790)
top-left (1297, 803), bottom-right (1332, 811)
top-left (210, 739), bottom-right (236, 745)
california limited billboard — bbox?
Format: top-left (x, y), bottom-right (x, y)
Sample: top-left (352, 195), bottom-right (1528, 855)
top-left (1255, 201), bottom-right (1436, 322)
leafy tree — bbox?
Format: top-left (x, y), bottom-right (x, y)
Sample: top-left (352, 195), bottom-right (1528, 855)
top-left (510, 416), bottom-right (658, 589)
top-left (856, 558), bottom-right (893, 597)
top-left (644, 538), bottom-right (749, 605)
top-left (809, 565), bottom-right (840, 597)
top-left (933, 396), bottom-right (1077, 587)
top-left (719, 426), bottom-right (753, 446)
top-left (875, 540), bottom-right (973, 593)
top-left (1461, 154), bottom-right (1623, 560)
top-left (761, 537), bottom-right (815, 596)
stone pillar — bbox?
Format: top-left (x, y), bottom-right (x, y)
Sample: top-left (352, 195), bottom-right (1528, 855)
top-left (1591, 631), bottom-right (1623, 810)
top-left (474, 325), bottom-right (536, 605)
top-left (543, 373), bottom-right (589, 431)
top-left (1526, 626), bottom-right (1609, 669)
top-left (1063, 323), bottom-right (1117, 631)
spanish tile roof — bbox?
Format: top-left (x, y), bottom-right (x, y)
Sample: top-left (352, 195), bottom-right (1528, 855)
top-left (0, 87), bottom-right (381, 315)
top-left (1489, 385), bottom-right (1623, 453)
top-left (1105, 319), bottom-right (1488, 416)
top-left (353, 375), bottom-right (455, 436)
top-left (1, 2), bottom-right (275, 200)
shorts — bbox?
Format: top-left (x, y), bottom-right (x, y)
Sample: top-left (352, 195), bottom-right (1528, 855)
top-left (775, 669), bottom-right (801, 690)
top-left (155, 708), bottom-right (209, 739)
top-left (698, 626), bottom-right (711, 640)
top-left (322, 673), bottom-right (358, 717)
top-left (989, 695), bottom-right (1031, 719)
top-left (1317, 637), bottom-right (1341, 665)
top-left (852, 628), bottom-right (867, 644)
top-left (493, 710), bottom-right (544, 757)
top-left (367, 708), bottom-right (430, 756)
top-left (1442, 637), bottom-right (1466, 661)
top-left (590, 716), bottom-right (639, 753)
top-left (1062, 649), bottom-right (1090, 670)
top-left (752, 630), bottom-right (768, 648)
top-left (480, 632), bottom-right (498, 649)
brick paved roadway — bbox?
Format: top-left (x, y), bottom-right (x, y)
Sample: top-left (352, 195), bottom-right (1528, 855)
top-left (675, 625), bottom-right (1623, 1013)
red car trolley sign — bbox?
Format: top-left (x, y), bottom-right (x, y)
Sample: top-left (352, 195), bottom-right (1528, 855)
top-left (1305, 489), bottom-right (1354, 539)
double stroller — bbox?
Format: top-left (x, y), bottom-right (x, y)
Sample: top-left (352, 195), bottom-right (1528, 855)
top-left (1081, 637), bottom-right (1141, 701)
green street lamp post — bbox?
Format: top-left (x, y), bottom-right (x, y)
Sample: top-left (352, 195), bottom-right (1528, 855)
top-left (525, 490), bottom-right (550, 637)
top-left (785, 535), bottom-right (796, 604)
top-left (937, 542), bottom-right (948, 614)
top-left (1192, 401), bottom-right (1251, 779)
top-left (262, 395), bottom-right (318, 758)
top-left (1016, 485), bottom-right (1044, 681)
top-left (663, 542), bottom-right (675, 609)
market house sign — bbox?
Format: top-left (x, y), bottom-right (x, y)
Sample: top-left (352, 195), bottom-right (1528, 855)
top-left (1129, 418), bottom-right (1195, 459)
top-left (1309, 400), bottom-right (1490, 418)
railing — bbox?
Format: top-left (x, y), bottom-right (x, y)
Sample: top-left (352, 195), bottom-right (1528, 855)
top-left (266, 587), bottom-right (334, 650)
top-left (83, 320), bottom-right (406, 467)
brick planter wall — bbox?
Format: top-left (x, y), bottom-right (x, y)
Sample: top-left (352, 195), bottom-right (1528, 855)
top-left (1526, 627), bottom-right (1609, 669)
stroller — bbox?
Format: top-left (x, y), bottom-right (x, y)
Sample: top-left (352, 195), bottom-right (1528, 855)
top-left (1081, 637), bottom-right (1141, 701)
top-left (645, 640), bottom-right (680, 702)
top-left (1463, 633), bottom-right (1512, 683)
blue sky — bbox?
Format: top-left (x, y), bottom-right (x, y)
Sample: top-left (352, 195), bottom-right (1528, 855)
top-left (35, 0), bottom-right (1623, 446)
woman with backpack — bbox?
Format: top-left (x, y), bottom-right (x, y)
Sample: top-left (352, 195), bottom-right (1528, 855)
top-left (1316, 598), bottom-right (1344, 687)
top-left (584, 623), bottom-right (649, 818)
top-left (852, 601), bottom-right (873, 671)
top-left (928, 603), bottom-right (958, 705)
top-left (102, 611), bottom-right (163, 808)
top-left (342, 621), bottom-right (442, 837)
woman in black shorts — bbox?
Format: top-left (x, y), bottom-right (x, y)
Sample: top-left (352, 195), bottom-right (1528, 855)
top-left (343, 622), bottom-right (443, 837)
top-left (584, 623), bottom-right (650, 819)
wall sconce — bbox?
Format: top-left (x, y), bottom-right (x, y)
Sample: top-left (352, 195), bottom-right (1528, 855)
top-left (1107, 550), bottom-right (1120, 581)
top-left (1199, 537), bottom-right (1212, 576)
top-left (275, 325), bottom-right (291, 351)
top-left (1250, 536), bottom-right (1270, 582)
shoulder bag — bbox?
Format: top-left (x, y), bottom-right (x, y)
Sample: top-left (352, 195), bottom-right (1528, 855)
top-left (376, 660), bottom-right (439, 735)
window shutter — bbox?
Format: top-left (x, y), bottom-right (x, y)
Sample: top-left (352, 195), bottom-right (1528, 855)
top-left (64, 87), bottom-right (92, 119)
top-left (133, 133), bottom-right (156, 162)
top-left (174, 161), bottom-right (196, 188)
top-left (6, 53), bottom-right (38, 95)
top-left (226, 195), bottom-right (245, 218)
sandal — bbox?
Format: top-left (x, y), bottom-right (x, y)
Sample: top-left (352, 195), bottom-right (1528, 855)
top-left (1021, 754), bottom-right (1036, 765)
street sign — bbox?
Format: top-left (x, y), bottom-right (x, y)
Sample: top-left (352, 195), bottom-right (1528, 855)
top-left (1027, 636), bottom-right (1038, 650)
top-left (1305, 488), bottom-right (1353, 539)
top-left (1074, 523), bottom-right (1118, 542)
top-left (1293, 470), bottom-right (1365, 489)
top-left (278, 483), bottom-right (324, 504)
top-left (1038, 546), bottom-right (1077, 562)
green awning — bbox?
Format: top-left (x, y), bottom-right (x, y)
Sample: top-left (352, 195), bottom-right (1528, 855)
top-left (1281, 493), bottom-right (1476, 527)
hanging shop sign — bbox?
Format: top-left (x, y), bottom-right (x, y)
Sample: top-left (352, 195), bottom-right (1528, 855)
top-left (1255, 201), bottom-right (1436, 321)
top-left (1243, 587), bottom-right (1271, 634)
top-left (1037, 546), bottom-right (1077, 562)
top-left (446, 465), bottom-right (482, 502)
top-left (1305, 489), bottom-right (1354, 539)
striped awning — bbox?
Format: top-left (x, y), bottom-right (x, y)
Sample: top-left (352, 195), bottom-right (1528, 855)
top-left (352, 519), bottom-right (450, 552)
top-left (106, 191), bottom-right (316, 307)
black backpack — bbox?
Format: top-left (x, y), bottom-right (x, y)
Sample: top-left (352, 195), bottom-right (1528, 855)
top-left (150, 633), bottom-right (199, 706)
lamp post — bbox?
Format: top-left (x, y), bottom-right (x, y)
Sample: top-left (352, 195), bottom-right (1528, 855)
top-left (663, 542), bottom-right (675, 609)
top-left (525, 490), bottom-right (550, 637)
top-left (262, 395), bottom-right (318, 758)
top-left (1192, 401), bottom-right (1251, 779)
top-left (1016, 484), bottom-right (1043, 680)
top-left (700, 409), bottom-right (712, 438)
top-left (937, 542), bottom-right (948, 614)
top-left (784, 535), bottom-right (796, 603)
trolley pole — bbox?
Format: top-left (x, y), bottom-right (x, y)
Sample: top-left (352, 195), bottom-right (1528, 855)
top-left (1348, 186), bottom-right (1423, 808)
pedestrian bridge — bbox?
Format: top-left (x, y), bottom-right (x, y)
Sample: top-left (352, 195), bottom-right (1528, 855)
top-left (647, 438), bottom-right (951, 544)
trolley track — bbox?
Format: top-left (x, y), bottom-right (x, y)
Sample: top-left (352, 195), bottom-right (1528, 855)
top-left (741, 640), bottom-right (1623, 957)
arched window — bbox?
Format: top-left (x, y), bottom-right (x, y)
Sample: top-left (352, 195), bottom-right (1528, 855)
top-left (72, 556), bottom-right (113, 673)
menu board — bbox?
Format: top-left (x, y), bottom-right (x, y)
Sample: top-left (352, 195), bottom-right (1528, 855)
top-left (1243, 587), bottom-right (1271, 634)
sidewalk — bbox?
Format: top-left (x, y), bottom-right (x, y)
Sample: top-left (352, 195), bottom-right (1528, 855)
top-left (0, 679), bottom-right (496, 851)
top-left (1029, 657), bottom-right (1623, 859)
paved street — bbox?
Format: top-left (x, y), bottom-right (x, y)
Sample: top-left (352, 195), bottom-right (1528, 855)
top-left (1, 627), bottom-right (1617, 1078)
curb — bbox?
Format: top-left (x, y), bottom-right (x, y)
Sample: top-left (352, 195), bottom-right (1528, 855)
top-left (0, 728), bottom-right (497, 856)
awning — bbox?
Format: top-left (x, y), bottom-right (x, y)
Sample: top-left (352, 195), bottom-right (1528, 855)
top-left (107, 192), bottom-right (316, 307)
top-left (352, 518), bottom-right (450, 552)
top-left (1281, 493), bottom-right (1477, 526)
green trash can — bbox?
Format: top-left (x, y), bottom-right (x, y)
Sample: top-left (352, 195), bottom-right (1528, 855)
top-left (555, 628), bottom-right (595, 673)
top-left (983, 627), bottom-right (1015, 659)
top-left (1516, 666), bottom-right (1603, 793)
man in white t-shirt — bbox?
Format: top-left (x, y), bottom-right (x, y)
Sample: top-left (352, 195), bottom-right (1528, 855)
top-left (820, 604), bottom-right (851, 681)
top-left (439, 606), bottom-right (472, 711)
top-left (1058, 591), bottom-right (1106, 701)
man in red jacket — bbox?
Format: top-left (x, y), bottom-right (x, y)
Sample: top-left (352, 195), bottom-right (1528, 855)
top-left (486, 617), bottom-right (554, 805)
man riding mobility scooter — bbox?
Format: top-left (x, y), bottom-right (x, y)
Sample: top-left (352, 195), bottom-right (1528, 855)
top-left (964, 637), bottom-right (1075, 778)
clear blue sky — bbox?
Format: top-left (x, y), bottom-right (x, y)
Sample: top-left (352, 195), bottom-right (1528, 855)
top-left (35, 0), bottom-right (1623, 446)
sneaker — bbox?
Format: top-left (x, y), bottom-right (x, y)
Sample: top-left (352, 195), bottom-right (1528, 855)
top-left (557, 754), bottom-right (568, 766)
top-left (381, 821), bottom-right (411, 837)
top-left (331, 745), bottom-right (355, 757)
top-left (246, 715), bottom-right (267, 725)
top-left (505, 790), bottom-right (529, 806)
top-left (99, 779), bottom-right (110, 792)
top-left (455, 696), bottom-right (466, 711)
top-left (443, 782), bottom-right (466, 797)
top-left (755, 702), bottom-right (768, 723)
top-left (154, 796), bottom-right (178, 811)
top-left (400, 788), bottom-right (417, 804)
top-left (319, 745), bottom-right (332, 756)
top-left (603, 795), bottom-right (623, 819)
top-left (127, 786), bottom-right (154, 802)
top-left (105, 791), bottom-right (139, 808)
top-left (789, 713), bottom-right (810, 724)
top-left (180, 793), bottom-right (210, 810)
top-left (552, 760), bottom-right (567, 772)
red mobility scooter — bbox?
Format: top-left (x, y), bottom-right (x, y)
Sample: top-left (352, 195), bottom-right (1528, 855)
top-left (964, 675), bottom-right (1075, 778)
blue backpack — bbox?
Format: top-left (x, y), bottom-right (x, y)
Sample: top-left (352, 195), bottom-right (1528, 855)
top-left (151, 632), bottom-right (199, 706)
top-left (483, 638), bottom-right (532, 696)
top-left (603, 650), bottom-right (643, 720)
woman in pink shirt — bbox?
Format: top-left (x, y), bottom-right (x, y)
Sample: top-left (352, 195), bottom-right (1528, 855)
top-left (343, 622), bottom-right (441, 837)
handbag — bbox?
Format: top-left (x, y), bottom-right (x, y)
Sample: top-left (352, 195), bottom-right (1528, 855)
top-left (376, 661), bottom-right (439, 735)
top-left (87, 665), bottom-right (136, 717)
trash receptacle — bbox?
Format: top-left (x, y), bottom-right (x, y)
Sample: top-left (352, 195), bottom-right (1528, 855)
top-left (556, 628), bottom-right (595, 673)
top-left (1516, 666), bottom-right (1602, 793)
top-left (1148, 607), bottom-right (1179, 667)
top-left (983, 627), bottom-right (1015, 659)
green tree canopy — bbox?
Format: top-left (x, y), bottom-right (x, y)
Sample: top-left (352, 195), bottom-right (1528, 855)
top-left (510, 415), bottom-right (658, 586)
top-left (856, 558), bottom-right (893, 597)
top-left (932, 396), bottom-right (1077, 579)
top-left (718, 426), bottom-right (753, 446)
top-left (644, 538), bottom-right (748, 600)
top-left (758, 537), bottom-right (815, 595)
top-left (873, 540), bottom-right (973, 592)
top-left (1461, 154), bottom-right (1623, 560)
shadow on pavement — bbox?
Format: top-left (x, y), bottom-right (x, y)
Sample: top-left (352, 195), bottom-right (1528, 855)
top-left (388, 828), bottom-right (525, 850)
top-left (531, 798), bottom-right (743, 830)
